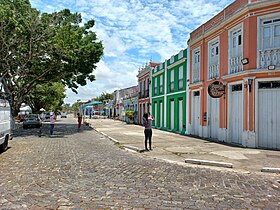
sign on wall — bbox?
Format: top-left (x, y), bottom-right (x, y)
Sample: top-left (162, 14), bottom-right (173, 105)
top-left (208, 81), bottom-right (225, 98)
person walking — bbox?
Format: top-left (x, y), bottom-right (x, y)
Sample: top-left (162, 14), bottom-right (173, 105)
top-left (77, 113), bottom-right (82, 129)
top-left (143, 112), bottom-right (154, 151)
top-left (50, 112), bottom-right (55, 136)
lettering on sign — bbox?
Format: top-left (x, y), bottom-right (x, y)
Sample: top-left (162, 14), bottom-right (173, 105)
top-left (208, 81), bottom-right (225, 98)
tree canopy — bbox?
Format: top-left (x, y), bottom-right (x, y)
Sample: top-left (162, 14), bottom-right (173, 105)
top-left (0, 0), bottom-right (104, 115)
top-left (95, 92), bottom-right (113, 102)
top-left (24, 82), bottom-right (66, 112)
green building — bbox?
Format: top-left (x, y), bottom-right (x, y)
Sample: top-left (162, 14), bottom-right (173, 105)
top-left (151, 48), bottom-right (188, 134)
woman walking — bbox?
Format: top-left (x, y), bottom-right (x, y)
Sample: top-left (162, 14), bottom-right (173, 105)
top-left (143, 112), bottom-right (154, 151)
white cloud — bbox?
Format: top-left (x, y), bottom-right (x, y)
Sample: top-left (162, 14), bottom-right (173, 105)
top-left (30, 0), bottom-right (233, 104)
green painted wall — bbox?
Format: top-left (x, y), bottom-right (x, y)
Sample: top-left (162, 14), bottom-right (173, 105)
top-left (152, 96), bottom-right (164, 128)
top-left (151, 48), bottom-right (188, 134)
top-left (152, 72), bottom-right (164, 97)
top-left (166, 93), bottom-right (186, 134)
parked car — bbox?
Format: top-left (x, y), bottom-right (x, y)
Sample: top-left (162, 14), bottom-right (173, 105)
top-left (61, 112), bottom-right (67, 118)
top-left (23, 114), bottom-right (42, 129)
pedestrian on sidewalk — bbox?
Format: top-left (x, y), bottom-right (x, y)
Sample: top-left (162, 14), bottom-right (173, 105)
top-left (77, 113), bottom-right (82, 130)
top-left (50, 112), bottom-right (56, 136)
top-left (143, 112), bottom-right (154, 151)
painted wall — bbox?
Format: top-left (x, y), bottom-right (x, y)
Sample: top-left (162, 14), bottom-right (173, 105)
top-left (188, 0), bottom-right (280, 149)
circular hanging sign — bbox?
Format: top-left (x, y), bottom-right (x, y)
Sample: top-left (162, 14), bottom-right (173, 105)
top-left (208, 81), bottom-right (225, 98)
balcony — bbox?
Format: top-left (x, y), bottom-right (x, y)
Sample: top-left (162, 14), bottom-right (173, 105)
top-left (208, 64), bottom-right (220, 79)
top-left (138, 92), bottom-right (144, 99)
top-left (229, 56), bottom-right (243, 74)
top-left (145, 89), bottom-right (149, 98)
top-left (192, 69), bottom-right (200, 83)
top-left (259, 49), bottom-right (280, 69)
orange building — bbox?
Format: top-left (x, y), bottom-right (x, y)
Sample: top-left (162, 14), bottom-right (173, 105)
top-left (188, 0), bottom-right (280, 149)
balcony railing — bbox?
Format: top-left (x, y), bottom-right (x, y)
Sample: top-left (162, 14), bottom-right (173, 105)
top-left (145, 89), bottom-right (149, 97)
top-left (208, 64), bottom-right (219, 79)
top-left (229, 56), bottom-right (243, 74)
top-left (192, 69), bottom-right (200, 83)
top-left (259, 49), bottom-right (280, 69)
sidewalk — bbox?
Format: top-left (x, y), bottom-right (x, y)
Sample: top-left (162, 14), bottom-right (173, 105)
top-left (86, 118), bottom-right (280, 174)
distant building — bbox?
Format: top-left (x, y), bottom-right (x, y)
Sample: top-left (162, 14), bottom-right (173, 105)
top-left (112, 86), bottom-right (138, 121)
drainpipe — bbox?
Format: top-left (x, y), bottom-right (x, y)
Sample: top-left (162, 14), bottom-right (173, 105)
top-left (186, 46), bottom-right (190, 134)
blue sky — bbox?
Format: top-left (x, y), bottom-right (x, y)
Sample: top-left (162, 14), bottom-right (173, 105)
top-left (30, 0), bottom-right (233, 105)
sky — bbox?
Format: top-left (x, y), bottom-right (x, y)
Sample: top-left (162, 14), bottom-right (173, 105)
top-left (30, 0), bottom-right (233, 105)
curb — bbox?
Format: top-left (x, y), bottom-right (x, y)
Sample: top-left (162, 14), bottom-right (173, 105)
top-left (90, 124), bottom-right (119, 144)
top-left (261, 167), bottom-right (280, 173)
top-left (185, 159), bottom-right (233, 168)
top-left (123, 145), bottom-right (141, 153)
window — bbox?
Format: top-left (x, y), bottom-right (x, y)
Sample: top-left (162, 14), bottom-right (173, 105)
top-left (145, 78), bottom-right (149, 97)
top-left (208, 38), bottom-right (219, 79)
top-left (192, 48), bottom-right (200, 83)
top-left (193, 91), bottom-right (200, 96)
top-left (160, 75), bottom-right (163, 94)
top-left (259, 16), bottom-right (280, 68)
top-left (178, 50), bottom-right (184, 59)
top-left (154, 78), bottom-right (157, 96)
top-left (261, 17), bottom-right (280, 49)
top-left (170, 70), bottom-right (174, 92)
top-left (178, 66), bottom-right (183, 89)
top-left (142, 81), bottom-right (145, 98)
top-left (139, 82), bottom-right (143, 98)
top-left (229, 26), bottom-right (243, 74)
top-left (170, 56), bottom-right (174, 64)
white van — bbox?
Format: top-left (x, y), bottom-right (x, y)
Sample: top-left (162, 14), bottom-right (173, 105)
top-left (0, 98), bottom-right (11, 152)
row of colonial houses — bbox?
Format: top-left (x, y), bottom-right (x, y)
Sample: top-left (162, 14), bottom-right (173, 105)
top-left (106, 0), bottom-right (280, 150)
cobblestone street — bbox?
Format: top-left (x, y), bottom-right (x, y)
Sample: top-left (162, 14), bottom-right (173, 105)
top-left (0, 117), bottom-right (280, 209)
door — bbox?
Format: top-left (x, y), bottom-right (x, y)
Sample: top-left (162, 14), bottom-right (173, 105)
top-left (229, 84), bottom-right (243, 145)
top-left (170, 100), bottom-right (174, 130)
top-left (258, 81), bottom-right (280, 149)
top-left (209, 97), bottom-right (219, 139)
top-left (192, 91), bottom-right (200, 136)
top-left (179, 100), bottom-right (183, 132)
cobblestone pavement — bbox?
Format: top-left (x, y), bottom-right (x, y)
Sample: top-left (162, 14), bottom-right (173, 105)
top-left (0, 117), bottom-right (280, 209)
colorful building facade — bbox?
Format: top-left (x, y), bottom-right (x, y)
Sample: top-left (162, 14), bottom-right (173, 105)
top-left (151, 48), bottom-right (188, 134)
top-left (137, 62), bottom-right (159, 125)
top-left (188, 0), bottom-right (280, 149)
top-left (112, 86), bottom-right (138, 121)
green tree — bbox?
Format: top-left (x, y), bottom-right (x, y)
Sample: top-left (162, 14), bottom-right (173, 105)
top-left (61, 103), bottom-right (71, 111)
top-left (0, 0), bottom-right (104, 116)
top-left (71, 100), bottom-right (81, 113)
top-left (24, 82), bottom-right (66, 112)
top-left (96, 92), bottom-right (113, 102)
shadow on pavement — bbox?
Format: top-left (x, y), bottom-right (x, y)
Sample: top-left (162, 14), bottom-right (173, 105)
top-left (13, 123), bottom-right (93, 138)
